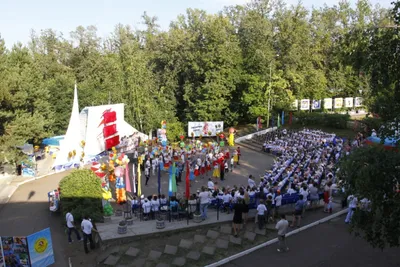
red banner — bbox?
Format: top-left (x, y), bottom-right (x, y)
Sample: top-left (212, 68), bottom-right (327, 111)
top-left (103, 124), bottom-right (117, 138)
top-left (185, 161), bottom-right (190, 199)
top-left (105, 135), bottom-right (120, 150)
top-left (103, 111), bottom-right (117, 124)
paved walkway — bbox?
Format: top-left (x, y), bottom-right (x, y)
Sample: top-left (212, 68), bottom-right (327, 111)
top-left (0, 147), bottom-right (273, 267)
top-left (224, 215), bottom-right (400, 267)
top-left (94, 203), bottom-right (342, 267)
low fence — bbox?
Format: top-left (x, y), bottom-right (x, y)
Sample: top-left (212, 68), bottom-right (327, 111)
top-left (236, 127), bottom-right (277, 143)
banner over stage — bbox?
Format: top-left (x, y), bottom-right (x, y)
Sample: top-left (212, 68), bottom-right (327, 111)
top-left (188, 122), bottom-right (224, 137)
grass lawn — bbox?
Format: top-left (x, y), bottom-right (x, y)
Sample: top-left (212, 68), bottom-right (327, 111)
top-left (283, 124), bottom-right (356, 139)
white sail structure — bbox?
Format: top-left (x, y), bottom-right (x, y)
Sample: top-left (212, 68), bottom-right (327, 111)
top-left (53, 84), bottom-right (83, 171)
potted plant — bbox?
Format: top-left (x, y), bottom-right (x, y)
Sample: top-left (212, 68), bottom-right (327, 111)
top-left (118, 220), bottom-right (127, 234)
top-left (125, 216), bottom-right (134, 226)
top-left (103, 202), bottom-right (113, 222)
top-left (192, 209), bottom-right (202, 223)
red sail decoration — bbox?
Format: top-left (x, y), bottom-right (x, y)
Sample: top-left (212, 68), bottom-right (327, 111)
top-left (105, 135), bottom-right (120, 150)
top-left (103, 124), bottom-right (117, 138)
top-left (103, 110), bottom-right (117, 124)
top-left (101, 109), bottom-right (120, 150)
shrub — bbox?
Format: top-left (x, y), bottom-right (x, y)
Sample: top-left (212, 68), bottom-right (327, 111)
top-left (293, 112), bottom-right (350, 129)
top-left (60, 169), bottom-right (103, 223)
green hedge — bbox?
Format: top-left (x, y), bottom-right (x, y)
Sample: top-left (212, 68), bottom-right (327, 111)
top-left (293, 112), bottom-right (350, 129)
top-left (60, 169), bottom-right (103, 223)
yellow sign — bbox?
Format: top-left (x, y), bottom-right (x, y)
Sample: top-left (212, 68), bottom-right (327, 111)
top-left (34, 237), bottom-right (48, 253)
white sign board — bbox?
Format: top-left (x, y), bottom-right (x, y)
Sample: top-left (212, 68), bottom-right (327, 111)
top-left (188, 121), bottom-right (224, 137)
top-left (312, 100), bottom-right (321, 110)
top-left (354, 97), bottom-right (363, 107)
top-left (291, 100), bottom-right (298, 110)
top-left (324, 98), bottom-right (333, 109)
top-left (300, 99), bottom-right (310, 110)
top-left (345, 97), bottom-right (354, 108)
top-left (334, 98), bottom-right (343, 109)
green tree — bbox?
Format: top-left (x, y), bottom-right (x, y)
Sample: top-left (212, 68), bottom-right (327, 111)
top-left (338, 146), bottom-right (400, 249)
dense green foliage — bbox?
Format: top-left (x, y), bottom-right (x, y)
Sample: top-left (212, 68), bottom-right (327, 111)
top-left (0, 0), bottom-right (398, 163)
top-left (293, 112), bottom-right (350, 129)
top-left (59, 169), bottom-right (103, 223)
top-left (338, 146), bottom-right (400, 249)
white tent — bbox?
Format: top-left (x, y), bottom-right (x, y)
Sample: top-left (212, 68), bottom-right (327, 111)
top-left (53, 84), bottom-right (83, 171)
top-left (80, 103), bottom-right (148, 158)
top-left (53, 85), bottom-right (148, 171)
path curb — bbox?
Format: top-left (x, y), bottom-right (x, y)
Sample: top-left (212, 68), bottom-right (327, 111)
top-left (2, 171), bottom-right (60, 206)
top-left (204, 209), bottom-right (348, 267)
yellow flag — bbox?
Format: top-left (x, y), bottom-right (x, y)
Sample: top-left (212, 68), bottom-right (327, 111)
top-left (137, 161), bottom-right (142, 197)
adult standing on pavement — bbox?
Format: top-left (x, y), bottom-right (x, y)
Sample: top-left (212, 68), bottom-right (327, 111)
top-left (66, 209), bottom-right (81, 244)
top-left (275, 214), bottom-right (289, 252)
top-left (81, 215), bottom-right (97, 254)
top-left (232, 198), bottom-right (246, 237)
top-left (199, 187), bottom-right (210, 220)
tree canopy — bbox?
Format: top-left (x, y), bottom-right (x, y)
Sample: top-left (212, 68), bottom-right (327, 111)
top-left (0, 0), bottom-right (396, 163)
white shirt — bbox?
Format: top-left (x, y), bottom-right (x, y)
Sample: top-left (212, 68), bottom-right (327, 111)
top-left (151, 200), bottom-right (160, 211)
top-left (81, 219), bottom-right (93, 235)
top-left (222, 194), bottom-right (232, 204)
top-left (199, 191), bottom-right (210, 204)
top-left (275, 195), bottom-right (282, 207)
top-left (208, 181), bottom-right (214, 190)
top-left (348, 195), bottom-right (358, 208)
top-left (143, 201), bottom-right (152, 213)
top-left (275, 219), bottom-right (289, 236)
top-left (257, 204), bottom-right (267, 215)
top-left (66, 212), bottom-right (74, 228)
top-left (248, 178), bottom-right (256, 188)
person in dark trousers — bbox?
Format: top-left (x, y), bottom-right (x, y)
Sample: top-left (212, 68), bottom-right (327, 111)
top-left (81, 215), bottom-right (97, 254)
top-left (65, 209), bottom-right (81, 244)
top-left (220, 162), bottom-right (225, 181)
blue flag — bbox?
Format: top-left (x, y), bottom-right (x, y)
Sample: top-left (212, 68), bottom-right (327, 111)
top-left (168, 164), bottom-right (173, 197)
top-left (281, 111), bottom-right (285, 125)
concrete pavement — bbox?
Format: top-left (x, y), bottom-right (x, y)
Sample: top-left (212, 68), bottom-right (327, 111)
top-left (0, 147), bottom-right (272, 267)
top-left (224, 215), bottom-right (400, 267)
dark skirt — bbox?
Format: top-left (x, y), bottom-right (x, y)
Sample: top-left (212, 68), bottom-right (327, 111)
top-left (233, 215), bottom-right (243, 224)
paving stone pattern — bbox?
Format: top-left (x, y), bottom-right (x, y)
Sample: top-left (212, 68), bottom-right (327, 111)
top-left (206, 230), bottom-right (220, 239)
top-left (156, 263), bottom-right (170, 267)
top-left (220, 225), bottom-right (232, 234)
top-left (215, 239), bottom-right (229, 249)
top-left (103, 255), bottom-right (120, 266)
top-left (131, 259), bottom-right (146, 267)
top-left (148, 250), bottom-right (162, 260)
top-left (186, 251), bottom-right (201, 260)
top-left (202, 246), bottom-right (216, 255)
top-left (164, 245), bottom-right (178, 255)
top-left (194, 235), bottom-right (206, 243)
top-left (178, 239), bottom-right (193, 249)
top-left (229, 235), bottom-right (242, 245)
top-left (172, 257), bottom-right (186, 266)
top-left (244, 231), bottom-right (257, 241)
top-left (125, 247), bottom-right (140, 257)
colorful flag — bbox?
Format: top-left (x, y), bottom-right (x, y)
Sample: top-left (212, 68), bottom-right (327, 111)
top-left (168, 164), bottom-right (173, 197)
top-left (172, 162), bottom-right (177, 194)
top-left (281, 111), bottom-right (285, 126)
top-left (277, 114), bottom-right (281, 128)
top-left (125, 164), bottom-right (131, 192)
top-left (289, 112), bottom-right (293, 125)
top-left (132, 164), bottom-right (136, 194)
top-left (137, 162), bottom-right (142, 197)
top-left (158, 161), bottom-right (162, 195)
top-left (185, 160), bottom-right (190, 199)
